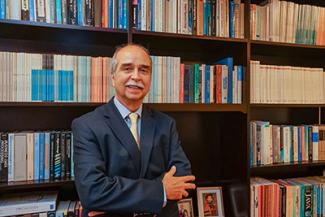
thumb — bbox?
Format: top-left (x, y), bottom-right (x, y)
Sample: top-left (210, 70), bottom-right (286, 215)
top-left (167, 166), bottom-right (176, 176)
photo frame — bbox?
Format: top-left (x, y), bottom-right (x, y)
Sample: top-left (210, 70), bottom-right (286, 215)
top-left (177, 198), bottom-right (195, 217)
top-left (197, 187), bottom-right (225, 217)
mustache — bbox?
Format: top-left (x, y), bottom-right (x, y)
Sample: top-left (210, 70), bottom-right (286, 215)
top-left (125, 81), bottom-right (145, 89)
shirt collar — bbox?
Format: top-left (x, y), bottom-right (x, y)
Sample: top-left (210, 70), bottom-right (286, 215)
top-left (113, 96), bottom-right (142, 119)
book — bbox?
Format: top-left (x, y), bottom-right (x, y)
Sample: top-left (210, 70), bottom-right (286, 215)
top-left (0, 191), bottom-right (58, 217)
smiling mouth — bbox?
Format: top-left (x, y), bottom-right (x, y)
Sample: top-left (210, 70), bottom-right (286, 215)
top-left (126, 85), bottom-right (144, 90)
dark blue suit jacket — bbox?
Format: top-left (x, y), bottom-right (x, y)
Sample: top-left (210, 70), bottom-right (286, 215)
top-left (71, 99), bottom-right (192, 217)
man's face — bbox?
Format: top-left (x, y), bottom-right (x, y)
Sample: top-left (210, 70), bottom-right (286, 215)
top-left (206, 195), bottom-right (213, 203)
top-left (112, 45), bottom-right (151, 105)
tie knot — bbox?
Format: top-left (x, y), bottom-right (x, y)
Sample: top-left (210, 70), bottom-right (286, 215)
top-left (129, 113), bottom-right (138, 123)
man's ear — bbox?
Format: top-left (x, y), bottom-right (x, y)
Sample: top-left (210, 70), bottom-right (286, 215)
top-left (111, 73), bottom-right (116, 87)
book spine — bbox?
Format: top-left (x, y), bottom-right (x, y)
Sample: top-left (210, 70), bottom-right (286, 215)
top-left (54, 132), bottom-right (61, 180)
top-left (39, 132), bottom-right (45, 180)
top-left (21, 0), bottom-right (30, 20)
top-left (34, 132), bottom-right (40, 180)
top-left (60, 132), bottom-right (66, 179)
top-left (66, 132), bottom-right (72, 178)
top-left (49, 132), bottom-right (55, 180)
top-left (56, 0), bottom-right (62, 24)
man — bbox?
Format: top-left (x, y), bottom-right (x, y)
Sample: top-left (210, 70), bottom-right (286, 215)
top-left (72, 44), bottom-right (196, 217)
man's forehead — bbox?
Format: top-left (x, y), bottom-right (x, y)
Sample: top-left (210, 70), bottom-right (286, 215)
top-left (117, 48), bottom-right (151, 65)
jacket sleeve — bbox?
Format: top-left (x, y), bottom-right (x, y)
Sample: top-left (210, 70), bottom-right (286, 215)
top-left (167, 119), bottom-right (192, 176)
top-left (71, 119), bottom-right (164, 214)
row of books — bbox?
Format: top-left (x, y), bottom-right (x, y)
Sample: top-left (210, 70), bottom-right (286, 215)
top-left (250, 121), bottom-right (325, 167)
top-left (0, 131), bottom-right (74, 183)
top-left (180, 61), bottom-right (243, 104)
top-left (0, 0), bottom-right (128, 29)
top-left (0, 191), bottom-right (82, 217)
top-left (250, 176), bottom-right (325, 217)
top-left (132, 0), bottom-right (245, 38)
top-left (0, 52), bottom-right (243, 104)
top-left (251, 0), bottom-right (325, 45)
top-left (250, 60), bottom-right (325, 104)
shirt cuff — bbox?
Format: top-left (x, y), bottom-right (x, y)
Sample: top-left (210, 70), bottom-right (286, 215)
top-left (163, 184), bottom-right (167, 207)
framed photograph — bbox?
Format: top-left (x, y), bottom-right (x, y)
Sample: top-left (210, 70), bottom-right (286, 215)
top-left (177, 198), bottom-right (194, 217)
top-left (197, 187), bottom-right (225, 217)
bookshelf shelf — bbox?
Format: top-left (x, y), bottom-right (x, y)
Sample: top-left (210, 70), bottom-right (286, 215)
top-left (249, 103), bottom-right (324, 108)
top-left (132, 30), bottom-right (248, 62)
top-left (250, 161), bottom-right (325, 179)
top-left (147, 103), bottom-right (247, 113)
top-left (0, 179), bottom-right (74, 191)
top-left (0, 20), bottom-right (128, 56)
top-left (0, 102), bottom-right (247, 113)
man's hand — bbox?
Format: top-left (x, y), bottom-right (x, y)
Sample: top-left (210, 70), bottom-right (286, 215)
top-left (162, 166), bottom-right (196, 200)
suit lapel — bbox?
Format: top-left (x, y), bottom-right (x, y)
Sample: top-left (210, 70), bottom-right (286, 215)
top-left (139, 106), bottom-right (156, 178)
top-left (103, 99), bottom-right (141, 175)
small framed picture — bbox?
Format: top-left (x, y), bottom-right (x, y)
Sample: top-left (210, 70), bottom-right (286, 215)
top-left (177, 198), bottom-right (194, 217)
top-left (197, 187), bottom-right (225, 217)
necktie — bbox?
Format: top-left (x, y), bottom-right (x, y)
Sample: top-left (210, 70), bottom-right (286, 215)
top-left (129, 113), bottom-right (139, 148)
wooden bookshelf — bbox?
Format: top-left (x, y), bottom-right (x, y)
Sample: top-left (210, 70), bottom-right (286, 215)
top-left (0, 179), bottom-right (74, 192)
top-left (0, 0), bottom-right (324, 216)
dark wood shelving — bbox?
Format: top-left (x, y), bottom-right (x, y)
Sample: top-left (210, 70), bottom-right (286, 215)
top-left (0, 179), bottom-right (74, 191)
top-left (250, 40), bottom-right (325, 68)
top-left (249, 103), bottom-right (324, 108)
top-left (147, 103), bottom-right (247, 113)
top-left (250, 161), bottom-right (325, 179)
top-left (0, 102), bottom-right (247, 113)
top-left (132, 29), bottom-right (248, 43)
top-left (250, 39), bottom-right (325, 50)
top-left (132, 30), bottom-right (248, 64)
top-left (0, 20), bottom-right (128, 56)
top-left (251, 0), bottom-right (325, 7)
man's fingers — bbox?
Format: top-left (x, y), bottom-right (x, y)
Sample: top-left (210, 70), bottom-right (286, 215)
top-left (183, 183), bottom-right (196, 190)
top-left (178, 175), bottom-right (196, 183)
top-left (181, 190), bottom-right (189, 198)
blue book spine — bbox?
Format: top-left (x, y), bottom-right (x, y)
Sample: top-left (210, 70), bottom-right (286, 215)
top-left (118, 0), bottom-right (123, 28)
top-left (34, 133), bottom-right (40, 180)
top-left (298, 127), bottom-right (301, 162)
top-left (29, 0), bottom-right (35, 21)
top-left (108, 0), bottom-right (113, 28)
top-left (31, 70), bottom-right (39, 101)
top-left (47, 70), bottom-right (55, 101)
top-left (123, 0), bottom-right (127, 29)
top-left (39, 132), bottom-right (45, 180)
top-left (229, 0), bottom-right (235, 38)
top-left (69, 70), bottom-right (74, 101)
top-left (58, 70), bottom-right (63, 101)
top-left (56, 0), bottom-right (62, 24)
top-left (216, 57), bottom-right (233, 104)
top-left (205, 65), bottom-right (210, 103)
top-left (62, 71), bottom-right (67, 101)
top-left (207, 0), bottom-right (211, 35)
top-left (41, 70), bottom-right (47, 101)
top-left (137, 0), bottom-right (141, 29)
top-left (151, 0), bottom-right (155, 31)
top-left (77, 0), bottom-right (84, 25)
top-left (203, 0), bottom-right (207, 35)
top-left (44, 132), bottom-right (50, 180)
top-left (0, 0), bottom-right (5, 19)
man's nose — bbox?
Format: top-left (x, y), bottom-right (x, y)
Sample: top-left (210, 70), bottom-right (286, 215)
top-left (131, 69), bottom-right (140, 79)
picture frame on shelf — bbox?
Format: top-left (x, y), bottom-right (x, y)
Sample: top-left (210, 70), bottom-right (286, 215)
top-left (197, 187), bottom-right (224, 217)
top-left (177, 198), bottom-right (194, 217)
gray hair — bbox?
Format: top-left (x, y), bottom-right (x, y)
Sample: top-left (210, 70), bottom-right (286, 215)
top-left (111, 43), bottom-right (152, 74)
